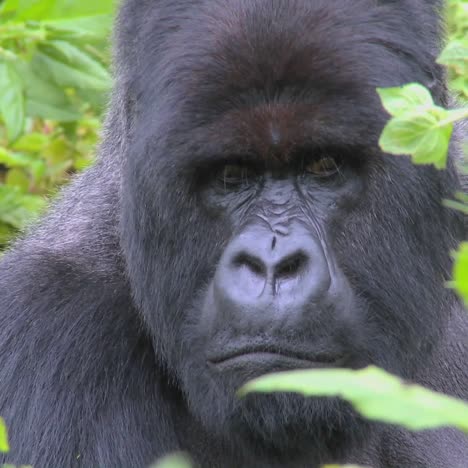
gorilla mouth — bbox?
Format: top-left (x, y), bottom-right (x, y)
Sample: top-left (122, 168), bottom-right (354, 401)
top-left (207, 347), bottom-right (345, 371)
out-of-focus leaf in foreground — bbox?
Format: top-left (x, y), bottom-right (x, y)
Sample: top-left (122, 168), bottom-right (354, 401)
top-left (452, 242), bottom-right (468, 307)
top-left (0, 417), bottom-right (9, 453)
top-left (150, 453), bottom-right (192, 468)
top-left (240, 366), bottom-right (468, 432)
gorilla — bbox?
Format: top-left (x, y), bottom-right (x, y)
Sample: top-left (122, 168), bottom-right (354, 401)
top-left (0, 0), bottom-right (468, 467)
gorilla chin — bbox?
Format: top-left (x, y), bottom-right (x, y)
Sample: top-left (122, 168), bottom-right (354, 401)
top-left (213, 353), bottom-right (360, 445)
top-left (179, 319), bottom-right (366, 456)
top-left (185, 355), bottom-right (365, 458)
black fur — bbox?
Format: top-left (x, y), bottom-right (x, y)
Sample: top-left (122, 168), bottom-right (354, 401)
top-left (1, 1), bottom-right (468, 467)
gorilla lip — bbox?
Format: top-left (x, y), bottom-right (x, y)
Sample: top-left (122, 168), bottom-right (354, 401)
top-left (207, 348), bottom-right (344, 370)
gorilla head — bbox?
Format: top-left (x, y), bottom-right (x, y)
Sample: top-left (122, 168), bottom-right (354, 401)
top-left (3, 0), bottom-right (467, 467)
top-left (117, 0), bottom-right (462, 459)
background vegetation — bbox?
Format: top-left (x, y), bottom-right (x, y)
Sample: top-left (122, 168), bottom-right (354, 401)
top-left (0, 0), bottom-right (115, 248)
top-left (0, 0), bottom-right (466, 248)
top-left (0, 0), bottom-right (467, 467)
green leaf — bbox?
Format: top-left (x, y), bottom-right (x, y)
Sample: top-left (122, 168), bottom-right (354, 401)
top-left (14, 0), bottom-right (55, 21)
top-left (376, 83), bottom-right (468, 169)
top-left (5, 168), bottom-right (30, 192)
top-left (438, 40), bottom-right (468, 76)
top-left (33, 40), bottom-right (111, 91)
top-left (0, 417), bottom-right (9, 453)
top-left (379, 111), bottom-right (452, 169)
top-left (240, 366), bottom-right (468, 432)
top-left (0, 0), bottom-right (20, 19)
top-left (26, 99), bottom-right (82, 122)
top-left (41, 0), bottom-right (115, 19)
top-left (453, 242), bottom-right (468, 307)
top-left (11, 133), bottom-right (49, 153)
top-left (150, 454), bottom-right (192, 468)
top-left (377, 84), bottom-right (434, 116)
top-left (1, 0), bottom-right (114, 21)
top-left (0, 61), bottom-right (25, 142)
top-left (0, 185), bottom-right (46, 229)
top-left (0, 147), bottom-right (36, 169)
top-left (44, 15), bottom-right (113, 42)
top-left (14, 62), bottom-right (81, 121)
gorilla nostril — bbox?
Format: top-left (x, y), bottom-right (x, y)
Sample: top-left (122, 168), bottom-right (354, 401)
top-left (233, 253), bottom-right (266, 277)
top-left (275, 252), bottom-right (308, 279)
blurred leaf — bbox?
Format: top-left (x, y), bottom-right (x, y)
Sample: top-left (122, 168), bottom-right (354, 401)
top-left (11, 0), bottom-right (55, 21)
top-left (26, 100), bottom-right (81, 122)
top-left (44, 15), bottom-right (113, 42)
top-left (0, 185), bottom-right (46, 229)
top-left (13, 62), bottom-right (82, 121)
top-left (0, 147), bottom-right (35, 168)
top-left (150, 454), bottom-right (192, 468)
top-left (0, 417), bottom-right (8, 453)
top-left (0, 61), bottom-right (25, 142)
top-left (0, 0), bottom-right (20, 19)
top-left (11, 132), bottom-right (48, 152)
top-left (33, 40), bottom-right (110, 90)
top-left (438, 40), bottom-right (468, 76)
top-left (1, 0), bottom-right (114, 21)
top-left (240, 366), bottom-right (468, 433)
top-left (5, 168), bottom-right (30, 191)
top-left (453, 242), bottom-right (468, 307)
top-left (39, 0), bottom-right (115, 19)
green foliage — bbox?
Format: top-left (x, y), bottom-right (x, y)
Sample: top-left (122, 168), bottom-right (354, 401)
top-left (0, 1), bottom-right (466, 467)
top-left (451, 242), bottom-right (468, 306)
top-left (0, 0), bottom-right (114, 248)
top-left (377, 84), bottom-right (468, 169)
top-left (240, 366), bottom-right (468, 433)
top-left (376, 1), bottom-right (468, 310)
top-left (444, 0), bottom-right (468, 99)
top-left (0, 417), bottom-right (8, 453)
top-left (150, 454), bottom-right (193, 468)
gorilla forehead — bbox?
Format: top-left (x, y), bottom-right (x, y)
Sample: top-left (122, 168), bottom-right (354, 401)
top-left (130, 0), bottom-right (441, 161)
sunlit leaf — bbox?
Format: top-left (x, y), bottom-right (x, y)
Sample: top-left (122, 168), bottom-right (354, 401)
top-left (150, 453), bottom-right (192, 468)
top-left (11, 133), bottom-right (49, 153)
top-left (377, 83), bottom-right (467, 169)
top-left (2, 0), bottom-right (114, 21)
top-left (0, 147), bottom-right (36, 168)
top-left (0, 417), bottom-right (9, 453)
top-left (377, 84), bottom-right (433, 115)
top-left (453, 242), bottom-right (468, 307)
top-left (240, 366), bottom-right (468, 433)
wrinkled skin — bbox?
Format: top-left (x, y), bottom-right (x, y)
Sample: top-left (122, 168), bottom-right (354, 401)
top-left (0, 1), bottom-right (468, 467)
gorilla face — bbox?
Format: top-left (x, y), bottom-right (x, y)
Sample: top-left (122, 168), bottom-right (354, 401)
top-left (178, 157), bottom-right (372, 448)
top-left (120, 0), bottom-right (462, 455)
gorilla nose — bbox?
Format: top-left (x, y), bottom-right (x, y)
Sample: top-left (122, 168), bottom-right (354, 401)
top-left (213, 227), bottom-right (331, 314)
top-left (231, 249), bottom-right (309, 286)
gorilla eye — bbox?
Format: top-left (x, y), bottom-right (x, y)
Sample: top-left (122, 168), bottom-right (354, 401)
top-left (304, 156), bottom-right (341, 177)
top-left (217, 163), bottom-right (258, 189)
